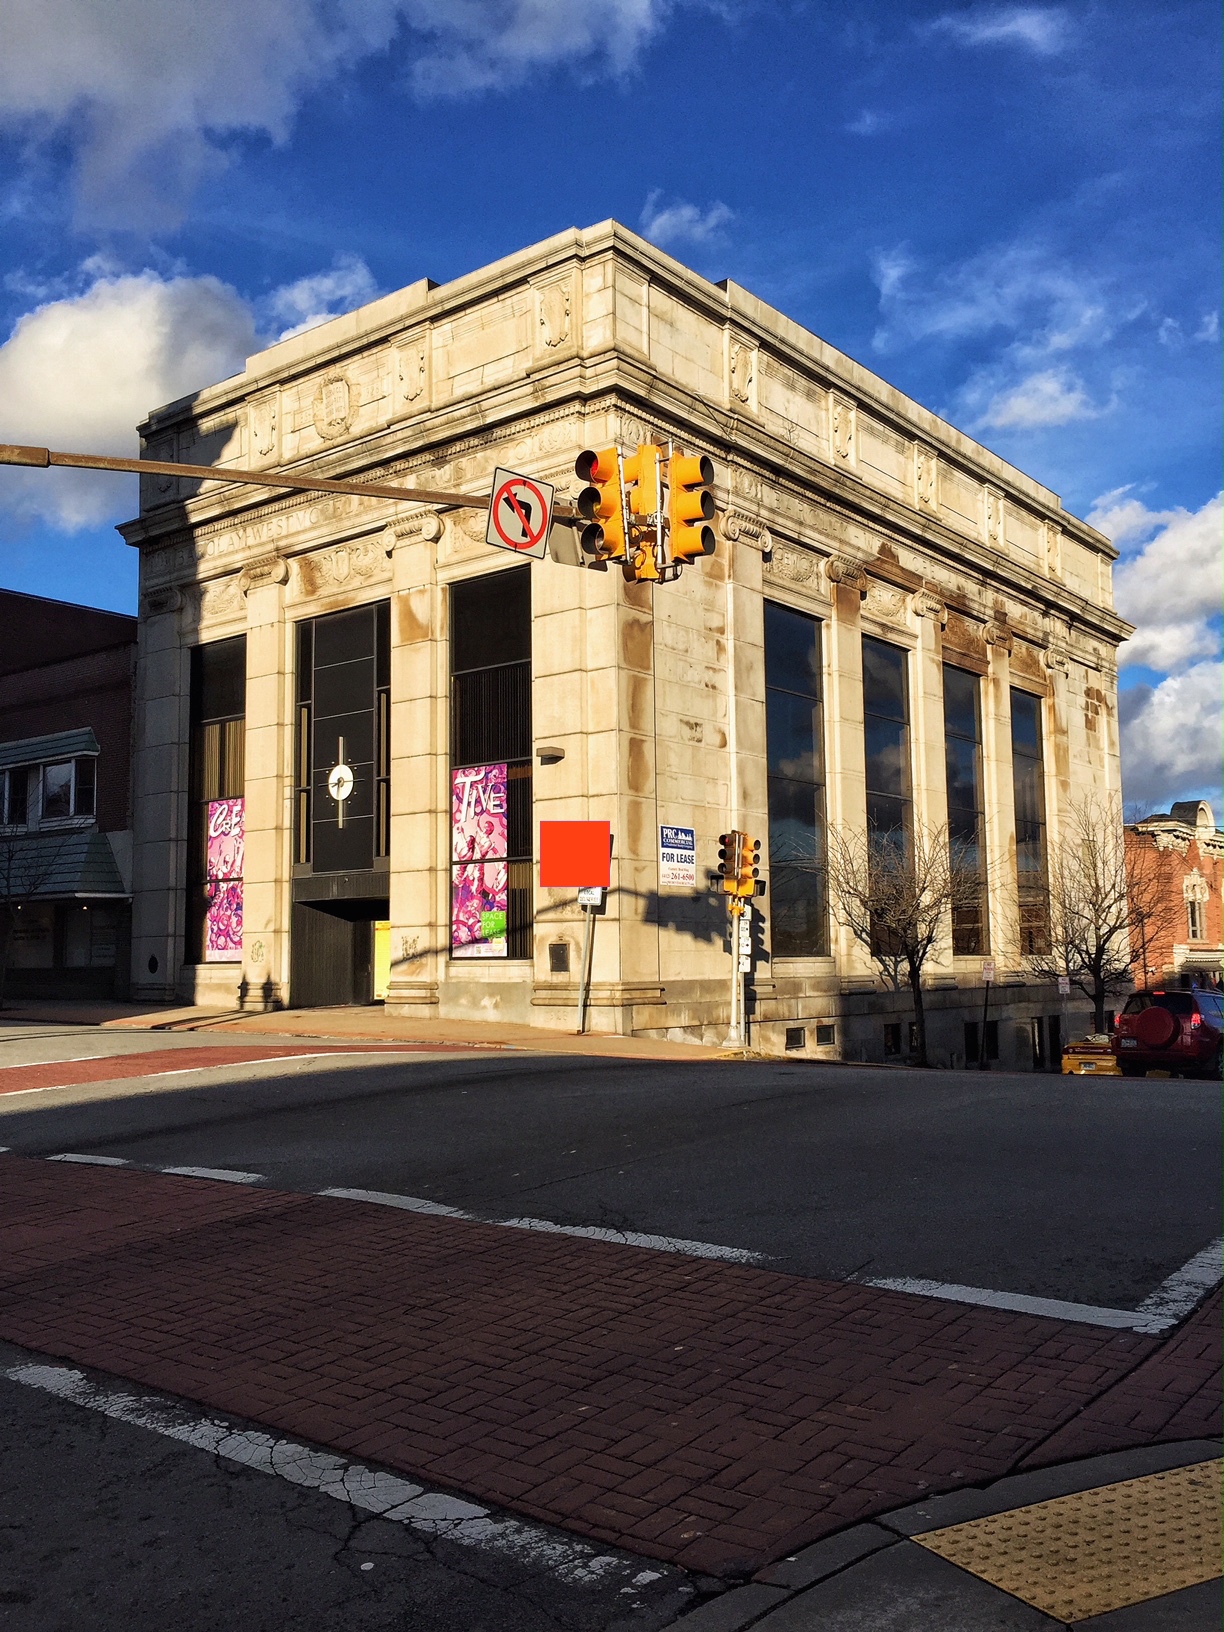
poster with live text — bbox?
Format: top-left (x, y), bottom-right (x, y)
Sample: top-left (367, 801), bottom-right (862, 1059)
top-left (451, 764), bottom-right (508, 957)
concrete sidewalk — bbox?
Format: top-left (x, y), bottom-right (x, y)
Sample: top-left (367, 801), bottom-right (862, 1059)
top-left (0, 997), bottom-right (736, 1062)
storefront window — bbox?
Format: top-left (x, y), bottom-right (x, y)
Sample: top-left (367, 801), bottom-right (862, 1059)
top-left (765, 603), bottom-right (827, 957)
top-left (186, 636), bottom-right (246, 964)
top-left (450, 568), bottom-right (532, 959)
top-left (944, 665), bottom-right (989, 954)
top-left (1011, 688), bottom-right (1049, 954)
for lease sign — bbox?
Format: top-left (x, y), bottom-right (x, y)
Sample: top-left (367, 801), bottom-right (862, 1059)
top-left (659, 825), bottom-right (696, 888)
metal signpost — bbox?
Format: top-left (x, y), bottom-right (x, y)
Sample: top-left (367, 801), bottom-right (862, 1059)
top-left (979, 958), bottom-right (995, 1070)
top-left (539, 822), bottom-right (612, 1036)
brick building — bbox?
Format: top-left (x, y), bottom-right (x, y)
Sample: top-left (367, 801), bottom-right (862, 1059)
top-left (123, 224), bottom-right (1132, 1065)
top-left (0, 590), bottom-right (136, 998)
top-left (1126, 801), bottom-right (1223, 988)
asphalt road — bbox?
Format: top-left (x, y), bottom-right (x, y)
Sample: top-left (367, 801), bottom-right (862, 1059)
top-left (2, 1028), bottom-right (1219, 1309)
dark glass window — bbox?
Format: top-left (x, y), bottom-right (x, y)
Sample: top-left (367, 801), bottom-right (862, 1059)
top-left (186, 636), bottom-right (247, 962)
top-left (943, 665), bottom-right (989, 954)
top-left (1011, 688), bottom-right (1049, 954)
top-left (294, 603), bottom-right (390, 875)
top-left (41, 762), bottom-right (73, 820)
top-left (862, 637), bottom-right (911, 842)
top-left (451, 568), bottom-right (533, 958)
top-left (73, 757), bottom-right (96, 818)
top-left (2, 768), bottom-right (28, 827)
top-left (765, 603), bottom-right (827, 956)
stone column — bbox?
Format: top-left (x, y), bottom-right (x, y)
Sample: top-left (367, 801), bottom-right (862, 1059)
top-left (129, 587), bottom-right (191, 1003)
top-left (387, 514), bottom-right (444, 1013)
top-left (239, 556), bottom-right (292, 1009)
top-left (981, 622), bottom-right (1018, 968)
top-left (824, 557), bottom-right (873, 980)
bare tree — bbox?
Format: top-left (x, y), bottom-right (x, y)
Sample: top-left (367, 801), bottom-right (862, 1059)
top-left (0, 831), bottom-right (70, 1011)
top-left (1029, 797), bottom-right (1176, 1032)
top-left (825, 822), bottom-right (982, 1067)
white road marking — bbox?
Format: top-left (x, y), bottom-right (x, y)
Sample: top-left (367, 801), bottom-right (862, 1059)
top-left (319, 1187), bottom-right (767, 1264)
top-left (1132, 1238), bottom-right (1223, 1329)
top-left (1, 1355), bottom-right (643, 1587)
top-left (160, 1166), bottom-right (265, 1184)
top-left (48, 1153), bottom-right (131, 1166)
top-left (866, 1238), bottom-right (1223, 1334)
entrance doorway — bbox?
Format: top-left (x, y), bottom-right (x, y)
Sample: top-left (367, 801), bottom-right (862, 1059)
top-left (290, 898), bottom-right (387, 1007)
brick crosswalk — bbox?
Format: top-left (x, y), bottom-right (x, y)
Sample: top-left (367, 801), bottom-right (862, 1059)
top-left (0, 1156), bottom-right (1216, 1577)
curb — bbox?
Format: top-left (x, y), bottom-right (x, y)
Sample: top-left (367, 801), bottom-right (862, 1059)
top-left (665, 1439), bottom-right (1223, 1629)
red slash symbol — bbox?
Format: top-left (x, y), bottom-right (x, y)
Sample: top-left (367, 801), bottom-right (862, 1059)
top-left (491, 475), bottom-right (549, 552)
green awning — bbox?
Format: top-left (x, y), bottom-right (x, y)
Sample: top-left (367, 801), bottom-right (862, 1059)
top-left (0, 728), bottom-right (99, 771)
top-left (0, 830), bottom-right (127, 899)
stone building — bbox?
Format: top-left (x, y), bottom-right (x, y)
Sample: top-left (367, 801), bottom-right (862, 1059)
top-left (1126, 802), bottom-right (1223, 987)
top-left (123, 223), bottom-right (1131, 1066)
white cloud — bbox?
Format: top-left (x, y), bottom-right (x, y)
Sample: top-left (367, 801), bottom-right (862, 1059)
top-left (264, 255), bottom-right (381, 340)
top-left (976, 365), bottom-right (1102, 429)
top-left (0, 271), bottom-right (256, 528)
top-left (1119, 662), bottom-right (1224, 809)
top-left (928, 6), bottom-right (1069, 55)
top-left (0, 254), bottom-right (385, 530)
top-left (846, 110), bottom-right (887, 136)
top-left (1194, 311), bottom-right (1220, 343)
top-left (639, 192), bottom-right (733, 249)
top-left (0, 0), bottom-right (680, 226)
top-left (1090, 489), bottom-right (1224, 675)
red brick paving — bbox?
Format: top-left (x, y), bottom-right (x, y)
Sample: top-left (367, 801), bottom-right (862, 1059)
top-left (1020, 1285), bottom-right (1221, 1467)
top-left (0, 1043), bottom-right (447, 1096)
top-left (0, 1156), bottom-right (1216, 1577)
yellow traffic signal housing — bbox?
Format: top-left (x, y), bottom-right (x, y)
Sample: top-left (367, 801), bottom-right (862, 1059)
top-left (668, 451), bottom-right (717, 564)
top-left (717, 831), bottom-right (741, 895)
top-left (575, 447), bottom-right (626, 562)
top-left (623, 443), bottom-right (661, 518)
top-left (736, 834), bottom-right (762, 897)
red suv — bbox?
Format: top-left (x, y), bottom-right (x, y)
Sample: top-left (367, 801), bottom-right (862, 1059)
top-left (1112, 988), bottom-right (1224, 1079)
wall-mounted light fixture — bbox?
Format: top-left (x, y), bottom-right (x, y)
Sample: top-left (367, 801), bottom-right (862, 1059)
top-left (536, 745), bottom-right (565, 764)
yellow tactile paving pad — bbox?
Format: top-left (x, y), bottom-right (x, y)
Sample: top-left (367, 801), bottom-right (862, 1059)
top-left (915, 1458), bottom-right (1222, 1623)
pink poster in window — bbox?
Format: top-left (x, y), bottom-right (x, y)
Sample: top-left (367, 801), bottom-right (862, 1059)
top-left (451, 764), bottom-right (507, 957)
top-left (204, 797), bottom-right (244, 962)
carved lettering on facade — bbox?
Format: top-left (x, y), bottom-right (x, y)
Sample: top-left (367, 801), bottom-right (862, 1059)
top-left (763, 543), bottom-right (818, 586)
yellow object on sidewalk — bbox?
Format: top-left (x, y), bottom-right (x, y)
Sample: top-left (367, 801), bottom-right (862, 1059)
top-left (917, 1458), bottom-right (1222, 1622)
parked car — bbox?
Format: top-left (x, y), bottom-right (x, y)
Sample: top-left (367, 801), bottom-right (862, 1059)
top-left (1112, 988), bottom-right (1224, 1079)
top-left (1061, 1035), bottom-right (1121, 1075)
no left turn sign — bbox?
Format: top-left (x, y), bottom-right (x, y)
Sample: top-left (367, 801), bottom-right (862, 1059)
top-left (485, 466), bottom-right (555, 559)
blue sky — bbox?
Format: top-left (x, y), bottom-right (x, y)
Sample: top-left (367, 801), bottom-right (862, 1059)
top-left (0, 0), bottom-right (1219, 806)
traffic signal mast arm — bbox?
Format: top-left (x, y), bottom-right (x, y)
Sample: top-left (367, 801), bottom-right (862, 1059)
top-left (0, 442), bottom-right (582, 519)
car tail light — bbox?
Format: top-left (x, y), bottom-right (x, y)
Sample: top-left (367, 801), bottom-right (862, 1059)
top-left (1189, 1012), bottom-right (1202, 1028)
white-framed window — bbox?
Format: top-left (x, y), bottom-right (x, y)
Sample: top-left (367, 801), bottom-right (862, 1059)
top-left (0, 757), bottom-right (96, 828)
top-left (1187, 899), bottom-right (1205, 941)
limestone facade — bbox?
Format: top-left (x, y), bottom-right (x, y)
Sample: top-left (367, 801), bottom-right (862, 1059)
top-left (122, 223), bottom-right (1132, 1066)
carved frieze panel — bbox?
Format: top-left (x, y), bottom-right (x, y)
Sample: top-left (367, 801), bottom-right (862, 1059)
top-left (985, 487), bottom-right (1003, 550)
top-left (1010, 639), bottom-right (1046, 682)
top-left (763, 543), bottom-right (819, 588)
top-left (248, 393), bottom-right (279, 465)
top-left (726, 332), bottom-right (757, 413)
top-left (532, 270), bottom-right (579, 364)
top-left (312, 373), bottom-right (357, 441)
top-left (196, 574), bottom-right (245, 626)
top-left (831, 395), bottom-right (856, 467)
top-left (393, 329), bottom-right (430, 417)
top-left (914, 446), bottom-right (938, 513)
top-left (294, 536), bottom-right (391, 598)
top-left (1043, 521), bottom-right (1063, 577)
top-left (943, 610), bottom-right (988, 662)
top-left (863, 578), bottom-right (909, 625)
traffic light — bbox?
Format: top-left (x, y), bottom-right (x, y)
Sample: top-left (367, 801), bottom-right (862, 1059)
top-left (718, 831), bottom-right (741, 895)
top-left (623, 443), bottom-right (661, 519)
top-left (668, 452), bottom-right (716, 564)
top-left (737, 833), bottom-right (761, 897)
top-left (575, 447), bottom-right (626, 563)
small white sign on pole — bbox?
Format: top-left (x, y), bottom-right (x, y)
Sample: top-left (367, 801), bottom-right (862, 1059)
top-left (659, 825), bottom-right (697, 888)
top-left (577, 886), bottom-right (605, 908)
top-left (981, 959), bottom-right (996, 984)
top-left (1057, 975), bottom-right (1072, 996)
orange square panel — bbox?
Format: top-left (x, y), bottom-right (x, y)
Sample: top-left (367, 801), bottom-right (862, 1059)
top-left (538, 821), bottom-right (611, 888)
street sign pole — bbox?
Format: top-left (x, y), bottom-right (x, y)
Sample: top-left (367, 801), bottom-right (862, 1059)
top-left (725, 899), bottom-right (746, 1048)
top-left (979, 959), bottom-right (994, 1071)
top-left (575, 886), bottom-right (603, 1035)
